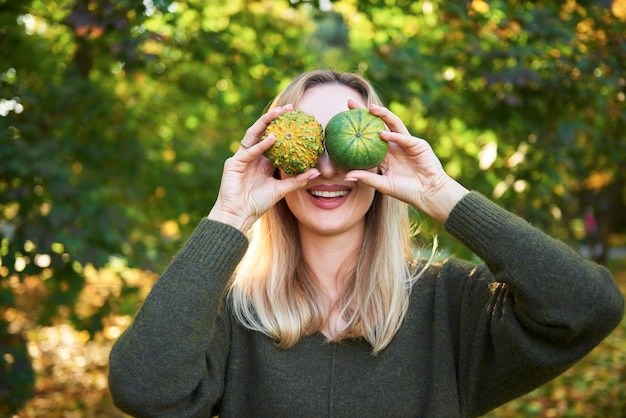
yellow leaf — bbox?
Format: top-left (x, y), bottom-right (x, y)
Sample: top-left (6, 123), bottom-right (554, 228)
top-left (471, 0), bottom-right (490, 14)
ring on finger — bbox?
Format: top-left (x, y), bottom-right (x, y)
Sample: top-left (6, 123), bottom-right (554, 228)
top-left (240, 140), bottom-right (252, 149)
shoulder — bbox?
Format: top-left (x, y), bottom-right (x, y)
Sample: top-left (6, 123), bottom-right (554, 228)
top-left (408, 257), bottom-right (495, 314)
top-left (412, 257), bottom-right (491, 291)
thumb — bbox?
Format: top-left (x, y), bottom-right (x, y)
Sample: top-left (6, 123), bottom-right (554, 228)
top-left (345, 170), bottom-right (390, 194)
top-left (276, 168), bottom-right (321, 197)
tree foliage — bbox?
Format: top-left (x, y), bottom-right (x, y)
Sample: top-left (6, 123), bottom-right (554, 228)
top-left (1, 0), bottom-right (625, 413)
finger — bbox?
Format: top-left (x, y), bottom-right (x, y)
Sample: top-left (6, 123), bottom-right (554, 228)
top-left (241, 104), bottom-right (294, 147)
top-left (260, 157), bottom-right (278, 176)
top-left (343, 170), bottom-right (391, 194)
top-left (238, 133), bottom-right (276, 158)
top-left (274, 168), bottom-right (321, 196)
top-left (380, 130), bottom-right (432, 153)
top-left (367, 104), bottom-right (411, 135)
top-left (347, 98), bottom-right (366, 110)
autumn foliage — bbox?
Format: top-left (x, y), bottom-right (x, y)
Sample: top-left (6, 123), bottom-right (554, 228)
top-left (1, 0), bottom-right (625, 415)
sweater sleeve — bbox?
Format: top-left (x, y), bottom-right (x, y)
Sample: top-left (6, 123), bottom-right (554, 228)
top-left (108, 219), bottom-right (249, 417)
top-left (443, 192), bottom-right (624, 417)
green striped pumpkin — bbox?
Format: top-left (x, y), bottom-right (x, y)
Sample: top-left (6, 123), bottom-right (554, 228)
top-left (325, 108), bottom-right (388, 171)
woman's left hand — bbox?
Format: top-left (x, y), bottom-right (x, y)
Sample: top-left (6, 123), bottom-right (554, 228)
top-left (344, 100), bottom-right (469, 223)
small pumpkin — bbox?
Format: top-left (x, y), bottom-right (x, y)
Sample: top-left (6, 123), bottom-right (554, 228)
top-left (262, 110), bottom-right (324, 175)
top-left (324, 108), bottom-right (387, 171)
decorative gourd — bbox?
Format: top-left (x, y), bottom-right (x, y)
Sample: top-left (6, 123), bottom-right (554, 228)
top-left (262, 110), bottom-right (324, 175)
top-left (324, 108), bottom-right (387, 171)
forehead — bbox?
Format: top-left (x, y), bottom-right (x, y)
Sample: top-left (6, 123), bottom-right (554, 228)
top-left (295, 84), bottom-right (366, 128)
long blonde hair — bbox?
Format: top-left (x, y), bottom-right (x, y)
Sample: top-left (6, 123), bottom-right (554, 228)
top-left (229, 70), bottom-right (429, 354)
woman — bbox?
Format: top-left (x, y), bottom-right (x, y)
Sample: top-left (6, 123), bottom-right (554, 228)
top-left (109, 70), bottom-right (623, 417)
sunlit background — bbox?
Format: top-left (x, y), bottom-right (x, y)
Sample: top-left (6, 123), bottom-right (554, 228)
top-left (1, 0), bottom-right (625, 416)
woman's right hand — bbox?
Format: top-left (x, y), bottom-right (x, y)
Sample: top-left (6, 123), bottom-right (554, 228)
top-left (208, 105), bottom-right (321, 231)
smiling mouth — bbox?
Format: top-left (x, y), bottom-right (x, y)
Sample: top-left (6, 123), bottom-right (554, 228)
top-left (309, 190), bottom-right (349, 198)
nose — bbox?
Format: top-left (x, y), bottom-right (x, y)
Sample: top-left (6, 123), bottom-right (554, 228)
top-left (316, 150), bottom-right (342, 178)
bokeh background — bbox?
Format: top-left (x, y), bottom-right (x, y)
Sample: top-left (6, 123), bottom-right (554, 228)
top-left (1, 0), bottom-right (625, 416)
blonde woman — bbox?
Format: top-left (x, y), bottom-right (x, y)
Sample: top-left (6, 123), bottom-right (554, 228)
top-left (109, 70), bottom-right (623, 417)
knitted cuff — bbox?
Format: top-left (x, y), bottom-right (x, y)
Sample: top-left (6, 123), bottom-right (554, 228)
top-left (444, 191), bottom-right (516, 258)
top-left (177, 218), bottom-right (249, 278)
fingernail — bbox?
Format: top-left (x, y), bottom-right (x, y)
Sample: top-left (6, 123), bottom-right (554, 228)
top-left (345, 177), bottom-right (358, 182)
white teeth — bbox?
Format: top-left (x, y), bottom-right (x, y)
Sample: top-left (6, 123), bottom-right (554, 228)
top-left (310, 190), bottom-right (348, 198)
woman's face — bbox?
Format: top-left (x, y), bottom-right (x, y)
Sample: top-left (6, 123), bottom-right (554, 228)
top-left (281, 83), bottom-right (377, 237)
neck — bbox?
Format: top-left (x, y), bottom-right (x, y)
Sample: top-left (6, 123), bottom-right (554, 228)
top-left (298, 224), bottom-right (364, 307)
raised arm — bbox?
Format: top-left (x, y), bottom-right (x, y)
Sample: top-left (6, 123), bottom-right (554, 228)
top-left (109, 105), bottom-right (320, 416)
top-left (347, 102), bottom-right (623, 415)
top-left (108, 220), bottom-right (247, 416)
top-left (444, 192), bottom-right (623, 416)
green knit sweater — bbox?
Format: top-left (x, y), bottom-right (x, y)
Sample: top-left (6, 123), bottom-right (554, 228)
top-left (108, 192), bottom-right (624, 418)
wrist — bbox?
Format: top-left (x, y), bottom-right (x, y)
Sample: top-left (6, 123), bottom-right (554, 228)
top-left (207, 207), bottom-right (253, 232)
top-left (421, 177), bottom-right (470, 223)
